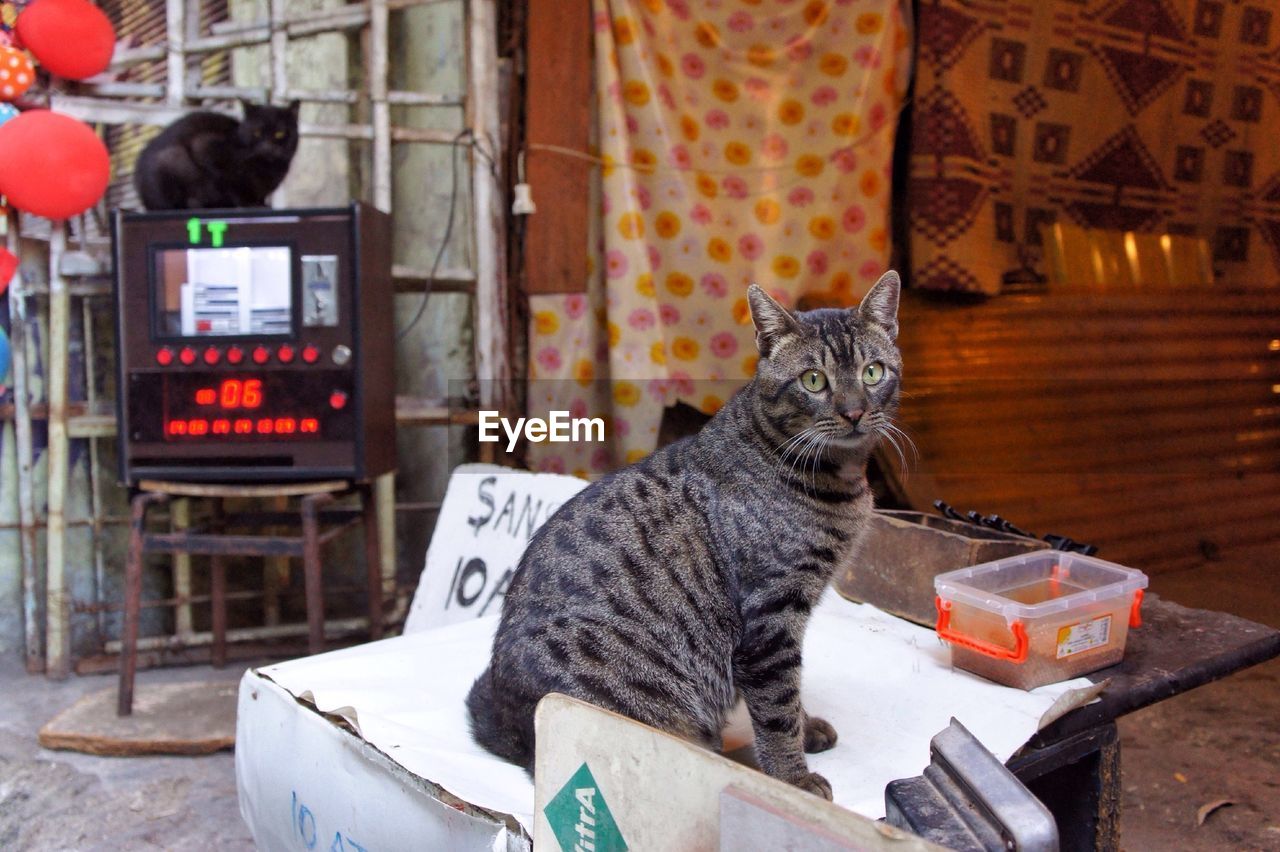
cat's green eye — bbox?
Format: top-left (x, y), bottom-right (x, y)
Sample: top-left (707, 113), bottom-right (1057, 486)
top-left (274, 131), bottom-right (286, 140)
top-left (800, 369), bottom-right (828, 392)
top-left (863, 362), bottom-right (885, 385)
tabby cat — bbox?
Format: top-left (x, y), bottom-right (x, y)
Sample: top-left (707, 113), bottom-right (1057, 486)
top-left (467, 271), bottom-right (903, 799)
top-left (134, 100), bottom-right (300, 211)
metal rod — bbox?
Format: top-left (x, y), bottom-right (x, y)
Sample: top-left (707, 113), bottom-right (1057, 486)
top-left (44, 221), bottom-right (70, 679)
top-left (8, 213), bottom-right (42, 673)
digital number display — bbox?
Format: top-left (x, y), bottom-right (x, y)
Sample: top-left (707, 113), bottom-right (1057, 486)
top-left (166, 416), bottom-right (320, 438)
top-left (129, 371), bottom-right (356, 444)
top-left (193, 379), bottom-right (264, 409)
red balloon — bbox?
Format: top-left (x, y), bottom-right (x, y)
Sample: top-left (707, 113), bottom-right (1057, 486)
top-left (16, 0), bottom-right (116, 80)
top-left (0, 110), bottom-right (110, 220)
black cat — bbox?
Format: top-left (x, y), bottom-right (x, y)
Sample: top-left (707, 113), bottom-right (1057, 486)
top-left (134, 100), bottom-right (300, 211)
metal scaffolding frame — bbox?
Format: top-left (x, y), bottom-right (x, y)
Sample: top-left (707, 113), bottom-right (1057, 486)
top-left (5, 0), bottom-right (511, 677)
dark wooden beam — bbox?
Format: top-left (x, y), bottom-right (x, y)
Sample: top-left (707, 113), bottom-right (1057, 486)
top-left (524, 0), bottom-right (592, 294)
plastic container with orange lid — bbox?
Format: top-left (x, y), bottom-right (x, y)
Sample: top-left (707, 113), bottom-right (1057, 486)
top-left (934, 552), bottom-right (1149, 690)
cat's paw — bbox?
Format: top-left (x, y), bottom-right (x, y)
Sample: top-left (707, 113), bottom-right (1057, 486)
top-left (804, 715), bottom-right (838, 753)
top-left (793, 771), bottom-right (833, 801)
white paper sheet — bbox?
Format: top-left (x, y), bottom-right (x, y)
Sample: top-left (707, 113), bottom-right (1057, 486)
top-left (256, 589), bottom-right (1092, 832)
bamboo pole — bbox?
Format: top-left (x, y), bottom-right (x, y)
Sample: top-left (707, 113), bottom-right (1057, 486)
top-left (102, 610), bottom-right (403, 654)
top-left (166, 0), bottom-right (186, 105)
top-left (44, 221), bottom-right (70, 679)
top-left (270, 0), bottom-right (287, 103)
top-left (370, 0), bottom-right (391, 212)
top-left (172, 499), bottom-right (195, 638)
top-left (80, 292), bottom-right (108, 646)
top-left (467, 0), bottom-right (511, 411)
top-left (8, 214), bottom-right (42, 673)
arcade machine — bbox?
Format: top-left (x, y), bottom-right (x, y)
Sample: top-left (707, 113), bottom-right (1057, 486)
top-left (110, 203), bottom-right (396, 714)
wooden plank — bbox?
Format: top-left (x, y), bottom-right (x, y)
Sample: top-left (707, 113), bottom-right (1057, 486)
top-left (38, 681), bottom-right (237, 756)
top-left (533, 695), bottom-right (943, 851)
top-left (523, 0), bottom-right (592, 294)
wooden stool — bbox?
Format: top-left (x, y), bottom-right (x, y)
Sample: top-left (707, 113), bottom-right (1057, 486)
top-left (118, 479), bottom-right (383, 716)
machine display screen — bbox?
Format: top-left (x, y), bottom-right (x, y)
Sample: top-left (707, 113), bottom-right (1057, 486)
top-left (124, 371), bottom-right (357, 444)
top-left (153, 246), bottom-right (293, 338)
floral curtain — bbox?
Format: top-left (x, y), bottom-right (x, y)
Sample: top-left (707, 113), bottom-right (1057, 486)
top-left (527, 0), bottom-right (910, 476)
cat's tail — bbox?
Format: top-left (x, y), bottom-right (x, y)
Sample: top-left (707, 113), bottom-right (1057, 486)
top-left (466, 667), bottom-right (534, 773)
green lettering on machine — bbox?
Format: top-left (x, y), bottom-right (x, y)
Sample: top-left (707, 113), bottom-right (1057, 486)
top-left (544, 762), bottom-right (628, 852)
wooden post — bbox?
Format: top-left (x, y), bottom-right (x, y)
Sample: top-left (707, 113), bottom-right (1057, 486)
top-left (8, 213), bottom-right (42, 673)
top-left (524, 0), bottom-right (592, 295)
top-left (45, 222), bottom-right (70, 679)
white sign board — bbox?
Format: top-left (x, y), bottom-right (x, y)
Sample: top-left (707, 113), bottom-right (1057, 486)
top-left (404, 464), bottom-right (589, 634)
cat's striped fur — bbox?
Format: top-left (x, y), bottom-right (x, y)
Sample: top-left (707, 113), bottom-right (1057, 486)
top-left (467, 271), bottom-right (903, 799)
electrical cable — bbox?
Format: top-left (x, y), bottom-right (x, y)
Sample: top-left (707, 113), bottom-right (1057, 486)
top-left (396, 127), bottom-right (469, 342)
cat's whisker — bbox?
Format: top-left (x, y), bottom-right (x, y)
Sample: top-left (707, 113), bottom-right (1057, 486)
top-left (774, 428), bottom-right (815, 463)
top-left (775, 432), bottom-right (808, 485)
top-left (881, 421), bottom-right (920, 463)
top-left (774, 428), bottom-right (816, 479)
top-left (878, 428), bottom-right (909, 476)
top-left (794, 430), bottom-right (826, 495)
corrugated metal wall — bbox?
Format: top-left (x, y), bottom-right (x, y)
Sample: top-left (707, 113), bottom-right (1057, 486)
top-left (894, 287), bottom-right (1280, 576)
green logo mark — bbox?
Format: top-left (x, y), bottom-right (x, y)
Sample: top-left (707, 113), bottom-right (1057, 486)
top-left (186, 218), bottom-right (229, 247)
top-left (543, 762), bottom-right (628, 852)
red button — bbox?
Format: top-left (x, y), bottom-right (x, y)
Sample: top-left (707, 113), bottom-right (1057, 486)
top-left (155, 347), bottom-right (174, 366)
top-left (226, 346), bottom-right (244, 365)
top-left (302, 344), bottom-right (320, 364)
top-left (277, 344), bottom-right (295, 364)
top-left (179, 347), bottom-right (197, 365)
top-left (252, 346), bottom-right (271, 364)
top-left (203, 347), bottom-right (221, 365)
top-left (329, 390), bottom-right (348, 410)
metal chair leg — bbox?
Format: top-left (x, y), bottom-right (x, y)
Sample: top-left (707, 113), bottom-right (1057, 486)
top-left (118, 491), bottom-right (169, 717)
top-left (300, 492), bottom-right (334, 655)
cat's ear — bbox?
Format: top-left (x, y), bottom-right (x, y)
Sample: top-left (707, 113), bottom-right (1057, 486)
top-left (240, 98), bottom-right (257, 117)
top-left (857, 270), bottom-right (901, 341)
top-left (748, 283), bottom-right (802, 357)
top-left (287, 99), bottom-right (301, 115)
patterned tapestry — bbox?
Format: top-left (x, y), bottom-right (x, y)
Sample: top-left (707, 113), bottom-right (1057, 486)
top-left (526, 0), bottom-right (910, 476)
top-left (910, 0), bottom-right (1280, 293)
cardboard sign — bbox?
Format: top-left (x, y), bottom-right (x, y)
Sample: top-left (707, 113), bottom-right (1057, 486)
top-left (404, 464), bottom-right (589, 634)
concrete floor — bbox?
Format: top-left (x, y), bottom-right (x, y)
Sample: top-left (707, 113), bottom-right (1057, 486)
top-left (1, 542), bottom-right (1276, 850)
top-left (0, 661), bottom-right (253, 850)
